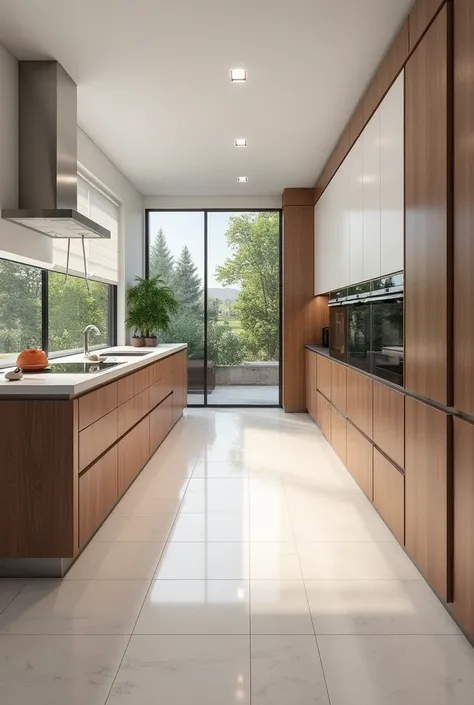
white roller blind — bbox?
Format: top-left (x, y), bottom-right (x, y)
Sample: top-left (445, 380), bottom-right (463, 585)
top-left (52, 174), bottom-right (120, 284)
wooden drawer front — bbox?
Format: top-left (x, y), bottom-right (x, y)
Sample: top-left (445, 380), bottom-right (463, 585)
top-left (149, 373), bottom-right (173, 411)
top-left (373, 449), bottom-right (405, 545)
top-left (78, 381), bottom-right (117, 431)
top-left (118, 388), bottom-right (150, 438)
top-left (331, 405), bottom-right (347, 464)
top-left (347, 422), bottom-right (373, 500)
top-left (373, 382), bottom-right (405, 468)
top-left (156, 356), bottom-right (173, 382)
top-left (118, 416), bottom-right (150, 496)
top-left (316, 391), bottom-right (331, 441)
top-left (405, 396), bottom-right (448, 599)
top-left (150, 394), bottom-right (174, 455)
top-left (453, 417), bottom-right (474, 638)
top-left (117, 368), bottom-right (149, 406)
top-left (79, 408), bottom-right (117, 472)
top-left (331, 362), bottom-right (347, 415)
top-left (79, 446), bottom-right (118, 547)
top-left (316, 355), bottom-right (331, 400)
top-left (305, 350), bottom-right (318, 423)
top-left (346, 367), bottom-right (373, 439)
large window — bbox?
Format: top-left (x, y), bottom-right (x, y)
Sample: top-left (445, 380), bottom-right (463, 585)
top-left (0, 258), bottom-right (115, 367)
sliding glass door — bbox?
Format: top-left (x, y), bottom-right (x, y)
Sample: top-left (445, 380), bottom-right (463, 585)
top-left (146, 210), bottom-right (281, 407)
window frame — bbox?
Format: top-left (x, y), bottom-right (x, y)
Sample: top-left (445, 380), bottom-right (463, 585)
top-left (0, 255), bottom-right (117, 368)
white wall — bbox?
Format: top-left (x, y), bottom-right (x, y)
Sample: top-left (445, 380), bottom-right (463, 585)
top-left (144, 195), bottom-right (282, 210)
top-left (0, 41), bottom-right (144, 345)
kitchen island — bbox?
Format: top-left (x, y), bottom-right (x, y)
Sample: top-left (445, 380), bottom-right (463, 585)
top-left (0, 345), bottom-right (187, 577)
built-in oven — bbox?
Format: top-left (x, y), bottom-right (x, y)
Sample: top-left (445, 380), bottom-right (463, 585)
top-left (328, 289), bottom-right (347, 362)
top-left (346, 282), bottom-right (371, 373)
top-left (369, 273), bottom-right (404, 385)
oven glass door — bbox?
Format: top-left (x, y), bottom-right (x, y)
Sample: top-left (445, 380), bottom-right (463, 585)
top-left (370, 298), bottom-right (404, 385)
top-left (329, 306), bottom-right (347, 361)
top-left (347, 303), bottom-right (371, 372)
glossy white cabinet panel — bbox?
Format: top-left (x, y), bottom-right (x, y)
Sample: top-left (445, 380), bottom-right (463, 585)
top-left (381, 72), bottom-right (404, 276)
top-left (335, 156), bottom-right (350, 290)
top-left (347, 140), bottom-right (363, 285)
top-left (362, 108), bottom-right (382, 281)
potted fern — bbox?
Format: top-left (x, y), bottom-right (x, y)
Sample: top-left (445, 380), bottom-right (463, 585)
top-left (126, 276), bottom-right (179, 347)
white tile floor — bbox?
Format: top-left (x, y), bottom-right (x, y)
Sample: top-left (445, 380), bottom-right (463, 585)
top-left (0, 408), bottom-right (473, 704)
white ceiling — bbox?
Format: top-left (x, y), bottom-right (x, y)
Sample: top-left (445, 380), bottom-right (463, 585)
top-left (0, 0), bottom-right (414, 197)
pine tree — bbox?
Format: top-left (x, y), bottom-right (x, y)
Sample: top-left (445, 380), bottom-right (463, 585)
top-left (149, 229), bottom-right (175, 286)
top-left (174, 245), bottom-right (202, 312)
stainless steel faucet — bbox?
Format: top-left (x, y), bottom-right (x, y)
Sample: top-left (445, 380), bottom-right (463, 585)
top-left (83, 324), bottom-right (101, 357)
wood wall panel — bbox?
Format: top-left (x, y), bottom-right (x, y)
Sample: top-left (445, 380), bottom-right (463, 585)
top-left (317, 391), bottom-right (331, 442)
top-left (346, 367), bottom-right (373, 439)
top-left (409, 0), bottom-right (447, 52)
top-left (373, 448), bottom-right (405, 545)
top-left (405, 396), bottom-right (449, 599)
top-left (331, 406), bottom-right (347, 464)
top-left (453, 416), bottom-right (474, 638)
top-left (282, 197), bottom-right (314, 411)
top-left (346, 421), bottom-right (373, 500)
top-left (118, 416), bottom-right (150, 496)
top-left (78, 408), bottom-right (118, 473)
top-left (309, 296), bottom-right (329, 344)
top-left (78, 381), bottom-right (117, 431)
top-left (0, 400), bottom-right (76, 557)
top-left (331, 361), bottom-right (347, 415)
top-left (454, 0), bottom-right (474, 417)
top-left (282, 189), bottom-right (315, 207)
top-left (405, 6), bottom-right (450, 406)
top-left (78, 446), bottom-right (118, 547)
top-left (305, 350), bottom-right (318, 423)
top-left (316, 355), bottom-right (332, 401)
top-left (373, 381), bottom-right (405, 467)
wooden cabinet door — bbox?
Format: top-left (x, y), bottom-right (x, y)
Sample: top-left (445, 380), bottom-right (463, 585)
top-left (149, 394), bottom-right (173, 455)
top-left (172, 351), bottom-right (187, 425)
top-left (79, 446), bottom-right (118, 547)
top-left (405, 396), bottom-right (449, 599)
top-left (453, 416), bottom-right (474, 638)
top-left (454, 0), bottom-right (474, 416)
top-left (347, 421), bottom-right (373, 500)
top-left (348, 139), bottom-right (363, 285)
top-left (118, 416), bottom-right (150, 496)
top-left (78, 408), bottom-right (118, 472)
top-left (405, 6), bottom-right (450, 406)
top-left (346, 367), bottom-right (373, 439)
top-left (117, 388), bottom-right (150, 438)
top-left (331, 406), bottom-right (347, 464)
top-left (330, 361), bottom-right (347, 415)
top-left (316, 391), bottom-right (331, 441)
top-left (362, 108), bottom-right (382, 281)
top-left (305, 350), bottom-right (318, 423)
top-left (373, 381), bottom-right (405, 468)
top-left (380, 71), bottom-right (404, 276)
top-left (316, 355), bottom-right (331, 401)
top-left (373, 448), bottom-right (405, 545)
top-left (78, 381), bottom-right (117, 431)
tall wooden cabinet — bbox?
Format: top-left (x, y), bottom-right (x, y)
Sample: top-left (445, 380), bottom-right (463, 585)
top-left (405, 5), bottom-right (451, 406)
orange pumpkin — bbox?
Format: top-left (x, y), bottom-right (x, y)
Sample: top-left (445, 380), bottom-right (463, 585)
top-left (16, 346), bottom-right (49, 371)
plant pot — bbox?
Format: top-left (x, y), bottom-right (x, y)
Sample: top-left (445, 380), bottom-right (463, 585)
top-left (131, 337), bottom-right (145, 347)
top-left (144, 337), bottom-right (158, 347)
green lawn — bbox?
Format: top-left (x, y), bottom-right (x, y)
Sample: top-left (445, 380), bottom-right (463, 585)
top-left (217, 317), bottom-right (242, 332)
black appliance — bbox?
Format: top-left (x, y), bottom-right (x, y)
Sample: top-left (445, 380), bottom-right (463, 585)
top-left (328, 289), bottom-right (348, 361)
top-left (322, 327), bottom-right (329, 348)
top-left (328, 273), bottom-right (404, 386)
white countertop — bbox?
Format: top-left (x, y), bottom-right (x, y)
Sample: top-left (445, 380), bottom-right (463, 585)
top-left (0, 344), bottom-right (187, 398)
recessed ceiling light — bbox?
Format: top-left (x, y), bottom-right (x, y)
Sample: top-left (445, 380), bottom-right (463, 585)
top-left (230, 68), bottom-right (247, 83)
top-left (237, 176), bottom-right (248, 183)
top-left (234, 138), bottom-right (247, 147)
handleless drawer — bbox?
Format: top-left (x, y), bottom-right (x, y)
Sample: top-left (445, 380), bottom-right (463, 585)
top-left (149, 392), bottom-right (174, 454)
top-left (149, 372), bottom-right (173, 411)
top-left (117, 368), bottom-right (149, 406)
top-left (155, 356), bottom-right (173, 382)
top-left (118, 387), bottom-right (150, 438)
top-left (79, 445), bottom-right (118, 547)
top-left (79, 408), bottom-right (118, 472)
top-left (373, 448), bottom-right (405, 545)
top-left (118, 416), bottom-right (150, 495)
top-left (78, 381), bottom-right (118, 431)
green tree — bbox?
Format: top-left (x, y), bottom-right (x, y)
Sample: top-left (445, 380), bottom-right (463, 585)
top-left (149, 229), bottom-right (175, 286)
top-left (174, 245), bottom-right (202, 313)
top-left (0, 260), bottom-right (42, 355)
top-left (216, 212), bottom-right (280, 361)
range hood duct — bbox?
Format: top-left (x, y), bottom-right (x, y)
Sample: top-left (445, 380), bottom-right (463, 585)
top-left (2, 61), bottom-right (110, 239)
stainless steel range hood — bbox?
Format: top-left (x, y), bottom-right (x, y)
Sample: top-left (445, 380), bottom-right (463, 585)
top-left (2, 61), bottom-right (110, 239)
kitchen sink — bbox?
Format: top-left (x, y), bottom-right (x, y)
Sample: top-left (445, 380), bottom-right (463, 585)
top-left (105, 351), bottom-right (154, 356)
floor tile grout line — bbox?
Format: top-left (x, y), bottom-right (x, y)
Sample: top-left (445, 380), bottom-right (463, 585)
top-left (0, 632), bottom-right (465, 638)
top-left (0, 581), bottom-right (30, 618)
top-left (283, 468), bottom-right (333, 705)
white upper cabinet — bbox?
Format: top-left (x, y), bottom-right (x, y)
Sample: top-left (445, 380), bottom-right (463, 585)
top-left (380, 72), bottom-right (404, 275)
top-left (362, 108), bottom-right (382, 281)
top-left (347, 139), bottom-right (363, 284)
top-left (314, 70), bottom-right (404, 294)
